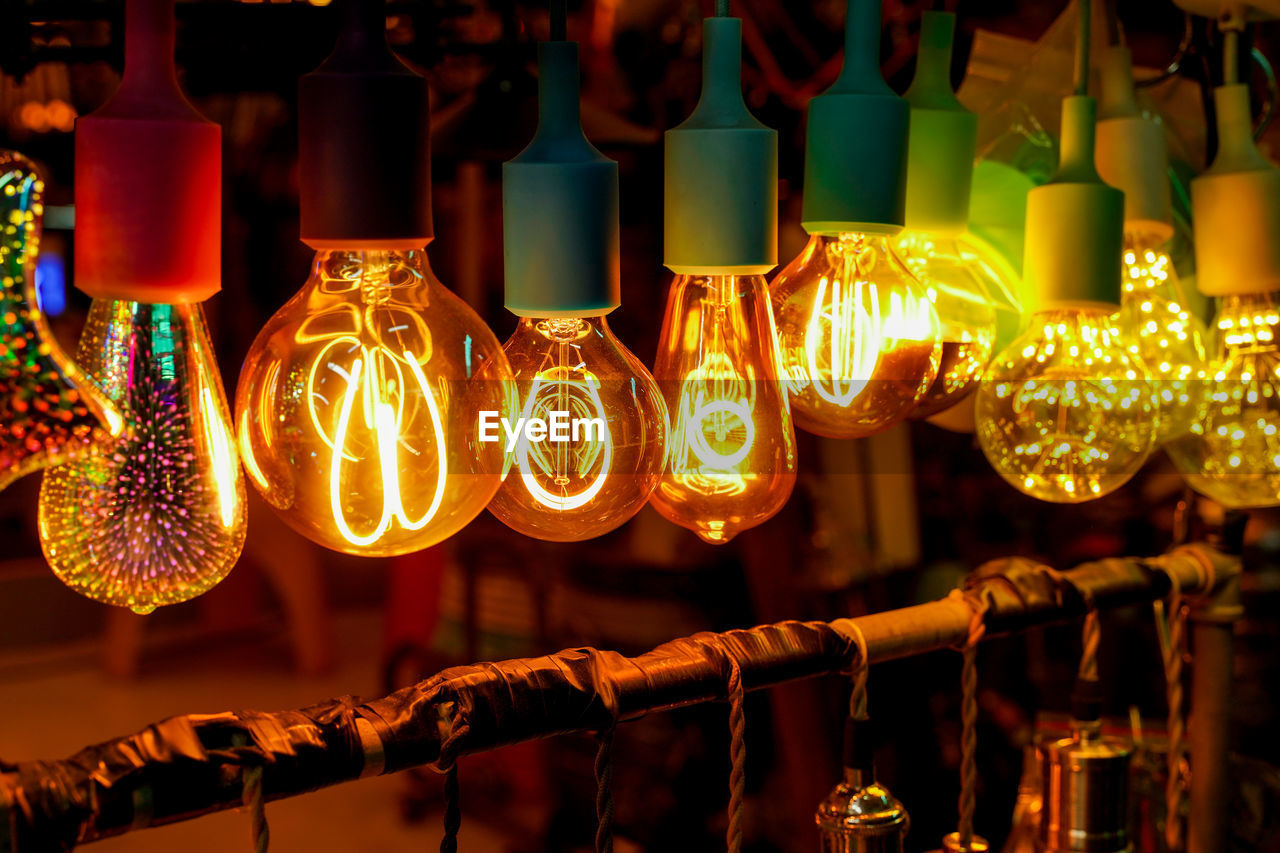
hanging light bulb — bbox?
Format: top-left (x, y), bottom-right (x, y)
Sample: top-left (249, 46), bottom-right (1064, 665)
top-left (975, 93), bottom-right (1158, 502)
top-left (1167, 82), bottom-right (1280, 508)
top-left (486, 36), bottom-right (666, 541)
top-left (1096, 45), bottom-right (1208, 443)
top-left (0, 151), bottom-right (121, 490)
top-left (648, 13), bottom-right (795, 544)
top-left (893, 11), bottom-right (1008, 422)
top-left (236, 0), bottom-right (514, 555)
top-left (771, 0), bottom-right (940, 440)
top-left (37, 0), bottom-right (245, 612)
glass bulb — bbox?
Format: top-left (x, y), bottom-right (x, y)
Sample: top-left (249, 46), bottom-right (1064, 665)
top-left (1166, 292), bottom-right (1280, 508)
top-left (38, 300), bottom-right (246, 613)
top-left (236, 249), bottom-right (514, 556)
top-left (894, 231), bottom-right (1001, 418)
top-left (976, 306), bottom-right (1158, 502)
top-left (1117, 232), bottom-right (1209, 442)
top-left (487, 315), bottom-right (667, 541)
top-left (650, 274), bottom-right (797, 544)
top-left (770, 233), bottom-right (941, 438)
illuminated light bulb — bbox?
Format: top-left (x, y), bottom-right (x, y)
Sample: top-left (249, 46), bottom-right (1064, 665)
top-left (1166, 293), bottom-right (1280, 508)
top-left (650, 275), bottom-right (796, 544)
top-left (0, 151), bottom-right (122, 490)
top-left (652, 14), bottom-right (795, 542)
top-left (976, 307), bottom-right (1157, 502)
top-left (771, 232), bottom-right (941, 438)
top-left (236, 249), bottom-right (513, 555)
top-left (38, 300), bottom-right (245, 613)
top-left (486, 316), bottom-right (666, 540)
top-left (976, 92), bottom-right (1158, 503)
top-left (1094, 46), bottom-right (1209, 444)
top-left (894, 231), bottom-right (999, 418)
top-left (1117, 233), bottom-right (1208, 441)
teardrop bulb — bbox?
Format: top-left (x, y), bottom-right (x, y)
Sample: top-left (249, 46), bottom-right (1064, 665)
top-left (771, 233), bottom-right (941, 438)
top-left (236, 249), bottom-right (515, 556)
top-left (650, 274), bottom-right (796, 544)
top-left (487, 315), bottom-right (668, 541)
top-left (38, 300), bottom-right (246, 613)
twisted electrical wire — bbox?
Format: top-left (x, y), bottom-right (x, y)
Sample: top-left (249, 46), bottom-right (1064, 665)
top-left (1155, 571), bottom-right (1186, 852)
top-left (727, 657), bottom-right (745, 853)
top-left (594, 728), bottom-right (616, 853)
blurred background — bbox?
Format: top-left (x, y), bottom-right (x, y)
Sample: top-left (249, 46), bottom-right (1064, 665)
top-left (2, 0), bottom-right (1280, 851)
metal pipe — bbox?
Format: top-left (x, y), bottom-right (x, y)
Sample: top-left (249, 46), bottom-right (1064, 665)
top-left (0, 544), bottom-right (1239, 850)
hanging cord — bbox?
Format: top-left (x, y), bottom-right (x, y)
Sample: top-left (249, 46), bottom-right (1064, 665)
top-left (594, 728), bottom-right (616, 853)
top-left (1074, 0), bottom-right (1092, 96)
top-left (550, 0), bottom-right (567, 40)
top-left (437, 705), bottom-right (463, 853)
top-left (726, 655), bottom-right (746, 853)
top-left (1155, 570), bottom-right (1188, 852)
top-left (845, 619), bottom-right (870, 722)
top-left (1078, 610), bottom-right (1101, 683)
top-left (949, 588), bottom-right (992, 849)
top-left (217, 734), bottom-right (269, 853)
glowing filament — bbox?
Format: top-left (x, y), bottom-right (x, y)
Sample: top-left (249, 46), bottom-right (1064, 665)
top-left (804, 275), bottom-right (881, 406)
top-left (515, 367), bottom-right (613, 511)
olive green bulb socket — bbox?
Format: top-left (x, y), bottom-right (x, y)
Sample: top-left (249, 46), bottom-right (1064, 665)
top-left (1095, 46), bottom-right (1173, 241)
top-left (801, 0), bottom-right (909, 236)
top-left (903, 11), bottom-right (977, 235)
top-left (1192, 83), bottom-right (1280, 297)
top-left (664, 18), bottom-right (778, 276)
top-left (503, 41), bottom-right (620, 317)
top-left (1023, 96), bottom-right (1124, 307)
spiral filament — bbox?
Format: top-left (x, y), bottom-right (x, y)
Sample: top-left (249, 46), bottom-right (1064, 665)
top-left (0, 152), bottom-right (121, 490)
top-left (803, 273), bottom-right (881, 407)
top-left (237, 249), bottom-right (513, 556)
top-left (513, 319), bottom-right (613, 511)
top-left (651, 274), bottom-right (795, 544)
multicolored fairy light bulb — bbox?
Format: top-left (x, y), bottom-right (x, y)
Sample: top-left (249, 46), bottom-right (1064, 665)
top-left (487, 36), bottom-right (666, 541)
top-left (0, 151), bottom-right (121, 490)
top-left (975, 94), bottom-right (1157, 503)
top-left (1167, 83), bottom-right (1280, 508)
top-left (236, 0), bottom-right (515, 555)
top-left (771, 0), bottom-right (941, 439)
top-left (38, 0), bottom-right (245, 612)
top-left (650, 13), bottom-right (795, 544)
top-left (1095, 45), bottom-right (1207, 442)
top-left (893, 11), bottom-right (1009, 422)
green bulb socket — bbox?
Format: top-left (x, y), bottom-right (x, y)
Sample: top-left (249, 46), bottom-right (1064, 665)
top-left (1023, 96), bottom-right (1124, 306)
top-left (503, 41), bottom-right (620, 317)
top-left (903, 10), bottom-right (976, 235)
top-left (801, 0), bottom-right (909, 236)
top-left (665, 17), bottom-right (777, 275)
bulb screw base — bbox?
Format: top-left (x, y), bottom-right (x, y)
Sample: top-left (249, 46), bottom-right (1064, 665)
top-left (503, 41), bottom-right (620, 316)
top-left (801, 0), bottom-right (909, 236)
top-left (664, 17), bottom-right (777, 275)
top-left (903, 11), bottom-right (977, 235)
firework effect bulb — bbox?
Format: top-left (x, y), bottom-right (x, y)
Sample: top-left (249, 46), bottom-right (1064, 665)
top-left (236, 250), bottom-right (513, 556)
top-left (39, 301), bottom-right (245, 613)
top-left (651, 275), bottom-right (796, 544)
top-left (486, 316), bottom-right (666, 541)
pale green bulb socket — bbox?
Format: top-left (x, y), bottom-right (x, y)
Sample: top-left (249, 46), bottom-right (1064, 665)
top-left (801, 0), bottom-right (909, 236)
top-left (503, 41), bottom-right (620, 317)
top-left (903, 11), bottom-right (976, 235)
top-left (1023, 96), bottom-right (1124, 306)
top-left (665, 17), bottom-right (778, 276)
top-left (1192, 83), bottom-right (1280, 296)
